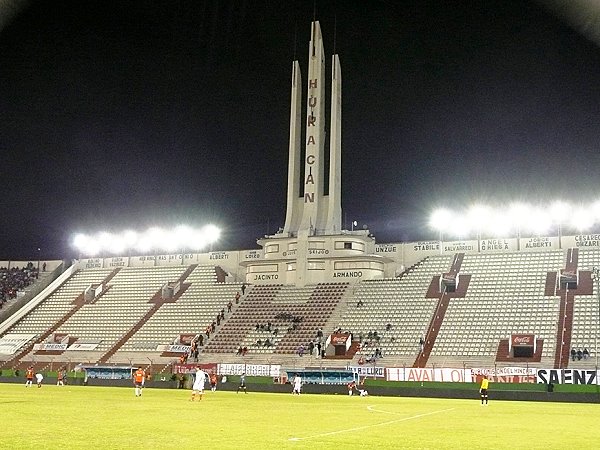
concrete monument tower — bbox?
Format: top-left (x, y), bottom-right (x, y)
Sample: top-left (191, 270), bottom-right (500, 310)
top-left (283, 21), bottom-right (342, 236)
top-left (244, 22), bottom-right (389, 286)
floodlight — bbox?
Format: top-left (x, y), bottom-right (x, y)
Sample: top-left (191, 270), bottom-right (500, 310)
top-left (523, 208), bottom-right (551, 235)
top-left (203, 224), bottom-right (221, 243)
top-left (429, 209), bottom-right (452, 232)
top-left (73, 233), bottom-right (88, 251)
top-left (487, 212), bottom-right (511, 237)
top-left (122, 230), bottom-right (138, 247)
top-left (467, 205), bottom-right (490, 231)
top-left (108, 236), bottom-right (126, 254)
top-left (570, 207), bottom-right (594, 231)
top-left (549, 201), bottom-right (570, 224)
top-left (173, 225), bottom-right (194, 249)
top-left (449, 216), bottom-right (471, 238)
top-left (97, 232), bottom-right (113, 252)
top-left (189, 231), bottom-right (207, 251)
top-left (507, 202), bottom-right (530, 229)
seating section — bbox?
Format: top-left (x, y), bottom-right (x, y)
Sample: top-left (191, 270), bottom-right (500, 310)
top-left (5, 269), bottom-right (114, 338)
top-left (56, 266), bottom-right (187, 352)
top-left (337, 256), bottom-right (454, 357)
top-left (0, 333), bottom-right (36, 355)
top-left (204, 283), bottom-right (347, 354)
top-left (5, 248), bottom-right (600, 367)
top-left (432, 251), bottom-right (564, 359)
top-left (121, 265), bottom-right (241, 351)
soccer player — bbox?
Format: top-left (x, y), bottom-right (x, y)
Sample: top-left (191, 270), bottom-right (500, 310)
top-left (25, 366), bottom-right (34, 387)
top-left (209, 372), bottom-right (218, 392)
top-left (35, 372), bottom-right (44, 388)
top-left (191, 367), bottom-right (208, 401)
top-left (347, 380), bottom-right (356, 396)
top-left (292, 373), bottom-right (302, 395)
top-left (237, 372), bottom-right (248, 394)
top-left (57, 367), bottom-right (65, 386)
top-left (133, 367), bottom-right (146, 397)
top-left (480, 375), bottom-right (489, 405)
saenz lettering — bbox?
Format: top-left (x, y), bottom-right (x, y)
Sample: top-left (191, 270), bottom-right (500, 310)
top-left (253, 274), bottom-right (279, 280)
top-left (333, 271), bottom-right (362, 278)
top-left (537, 369), bottom-right (598, 385)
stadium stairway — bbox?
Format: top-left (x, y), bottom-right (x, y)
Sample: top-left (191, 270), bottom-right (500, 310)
top-left (413, 254), bottom-right (470, 368)
top-left (549, 249), bottom-right (593, 368)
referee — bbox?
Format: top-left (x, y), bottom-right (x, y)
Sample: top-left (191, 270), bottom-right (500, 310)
top-left (480, 375), bottom-right (489, 405)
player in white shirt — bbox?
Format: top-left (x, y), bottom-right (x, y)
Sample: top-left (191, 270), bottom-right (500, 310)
top-left (292, 374), bottom-right (302, 395)
top-left (35, 373), bottom-right (43, 388)
top-left (190, 368), bottom-right (208, 401)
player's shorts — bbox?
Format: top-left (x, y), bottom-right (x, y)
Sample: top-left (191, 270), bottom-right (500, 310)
top-left (134, 381), bottom-right (144, 387)
top-left (211, 382), bottom-right (216, 388)
top-left (480, 388), bottom-right (488, 396)
top-left (239, 382), bottom-right (246, 388)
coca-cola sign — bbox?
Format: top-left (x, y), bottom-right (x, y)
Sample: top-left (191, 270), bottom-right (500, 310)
top-left (511, 334), bottom-right (535, 346)
top-left (331, 334), bottom-right (349, 345)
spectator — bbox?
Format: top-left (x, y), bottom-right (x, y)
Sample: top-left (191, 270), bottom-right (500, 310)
top-left (241, 283), bottom-right (247, 295)
top-left (583, 348), bottom-right (590, 359)
top-left (571, 348), bottom-right (576, 361)
top-left (577, 349), bottom-right (583, 361)
top-left (227, 300), bottom-right (233, 312)
top-left (235, 292), bottom-right (241, 304)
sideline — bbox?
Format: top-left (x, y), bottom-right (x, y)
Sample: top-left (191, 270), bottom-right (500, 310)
top-left (288, 406), bottom-right (456, 441)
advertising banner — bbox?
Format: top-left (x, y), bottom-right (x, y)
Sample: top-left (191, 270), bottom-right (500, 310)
top-left (346, 365), bottom-right (385, 378)
top-left (536, 369), bottom-right (599, 385)
top-left (218, 363), bottom-right (281, 377)
top-left (386, 367), bottom-right (472, 382)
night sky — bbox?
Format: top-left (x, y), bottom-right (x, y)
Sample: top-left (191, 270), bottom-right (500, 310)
top-left (2, 0), bottom-right (600, 259)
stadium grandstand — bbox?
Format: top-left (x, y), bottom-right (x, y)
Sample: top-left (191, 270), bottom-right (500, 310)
top-left (1, 22), bottom-right (600, 385)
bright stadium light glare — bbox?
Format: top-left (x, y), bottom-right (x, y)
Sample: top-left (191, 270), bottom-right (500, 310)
top-left (189, 231), bottom-right (207, 251)
top-left (429, 209), bottom-right (452, 232)
top-left (449, 216), bottom-right (471, 238)
top-left (146, 227), bottom-right (166, 250)
top-left (73, 224), bottom-right (220, 256)
top-left (570, 207), bottom-right (594, 231)
top-left (203, 224), bottom-right (221, 243)
top-left (524, 208), bottom-right (551, 235)
top-left (108, 236), bottom-right (126, 254)
top-left (467, 205), bottom-right (491, 234)
top-left (85, 240), bottom-right (101, 257)
top-left (550, 201), bottom-right (570, 224)
top-left (174, 225), bottom-right (194, 249)
top-left (123, 230), bottom-right (138, 247)
top-left (591, 200), bottom-right (600, 222)
top-left (487, 212), bottom-right (511, 237)
top-left (73, 233), bottom-right (88, 252)
top-left (507, 202), bottom-right (529, 228)
top-left (97, 232), bottom-right (113, 253)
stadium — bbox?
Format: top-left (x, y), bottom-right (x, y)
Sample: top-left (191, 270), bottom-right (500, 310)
top-left (3, 6), bottom-right (600, 449)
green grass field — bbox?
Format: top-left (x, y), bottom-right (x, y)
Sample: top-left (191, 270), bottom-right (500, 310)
top-left (1, 383), bottom-right (600, 449)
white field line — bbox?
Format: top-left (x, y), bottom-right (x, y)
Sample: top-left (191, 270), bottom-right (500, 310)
top-left (288, 406), bottom-right (456, 441)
